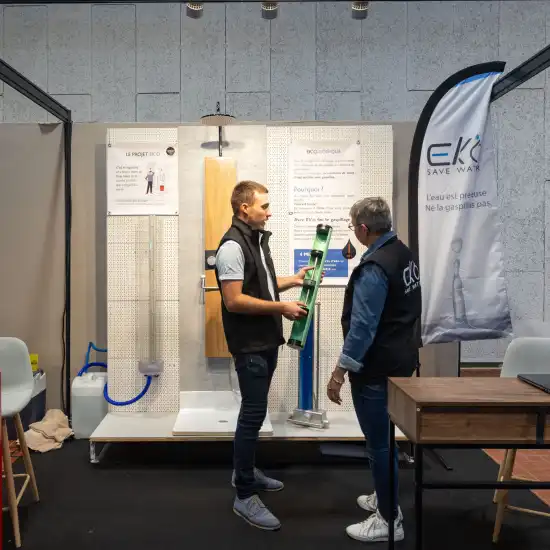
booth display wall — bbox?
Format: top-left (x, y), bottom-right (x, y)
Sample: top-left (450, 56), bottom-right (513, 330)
top-left (0, 123), bottom-right (65, 409)
top-left (105, 128), bottom-right (180, 412)
top-left (175, 123), bottom-right (396, 414)
top-left (84, 121), bottom-right (458, 414)
top-left (178, 124), bottom-right (268, 394)
top-left (267, 124), bottom-right (391, 412)
top-left (0, 120), bottom-right (458, 412)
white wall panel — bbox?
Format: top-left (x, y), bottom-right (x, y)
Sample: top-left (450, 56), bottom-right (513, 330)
top-left (106, 128), bottom-right (179, 412)
top-left (266, 125), bottom-right (393, 412)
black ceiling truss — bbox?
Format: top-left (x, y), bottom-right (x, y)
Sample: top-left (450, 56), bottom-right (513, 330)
top-left (491, 42), bottom-right (550, 102)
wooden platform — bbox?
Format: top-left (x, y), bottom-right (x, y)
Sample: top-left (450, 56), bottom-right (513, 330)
top-left (90, 410), bottom-right (407, 442)
top-left (89, 391), bottom-right (407, 442)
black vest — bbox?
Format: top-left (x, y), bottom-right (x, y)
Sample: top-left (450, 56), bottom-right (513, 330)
top-left (215, 217), bottom-right (285, 355)
top-left (341, 235), bottom-right (422, 384)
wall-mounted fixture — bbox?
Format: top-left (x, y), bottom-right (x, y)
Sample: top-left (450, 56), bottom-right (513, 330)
top-left (351, 1), bottom-right (369, 20)
top-left (185, 1), bottom-right (370, 21)
top-left (261, 2), bottom-right (279, 20)
top-left (186, 2), bottom-right (204, 19)
top-left (200, 102), bottom-right (235, 157)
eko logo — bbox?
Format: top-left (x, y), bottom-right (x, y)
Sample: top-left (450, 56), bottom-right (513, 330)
top-left (427, 135), bottom-right (481, 167)
top-left (403, 260), bottom-right (420, 295)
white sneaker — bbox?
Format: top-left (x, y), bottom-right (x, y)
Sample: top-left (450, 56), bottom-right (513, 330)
top-left (346, 509), bottom-right (405, 543)
top-left (357, 491), bottom-right (404, 522)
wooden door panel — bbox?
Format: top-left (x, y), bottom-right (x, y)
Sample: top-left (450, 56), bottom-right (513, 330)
top-left (204, 157), bottom-right (237, 357)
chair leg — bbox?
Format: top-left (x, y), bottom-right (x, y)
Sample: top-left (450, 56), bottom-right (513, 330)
top-left (2, 419), bottom-right (22, 547)
top-left (14, 413), bottom-right (39, 502)
top-left (493, 448), bottom-right (516, 543)
top-left (493, 449), bottom-right (509, 503)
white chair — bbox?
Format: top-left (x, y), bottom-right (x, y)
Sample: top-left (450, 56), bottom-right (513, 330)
top-left (0, 337), bottom-right (40, 547)
top-left (493, 337), bottom-right (550, 543)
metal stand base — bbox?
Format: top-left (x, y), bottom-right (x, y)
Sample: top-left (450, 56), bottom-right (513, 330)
top-left (288, 408), bottom-right (329, 430)
top-left (89, 441), bottom-right (111, 464)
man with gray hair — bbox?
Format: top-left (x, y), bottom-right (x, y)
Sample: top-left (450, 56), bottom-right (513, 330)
top-left (326, 196), bottom-right (421, 543)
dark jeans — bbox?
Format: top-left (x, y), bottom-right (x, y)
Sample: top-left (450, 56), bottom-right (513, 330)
top-left (233, 348), bottom-right (278, 499)
top-left (351, 379), bottom-right (399, 523)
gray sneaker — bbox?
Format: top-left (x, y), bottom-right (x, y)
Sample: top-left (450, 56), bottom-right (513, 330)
top-left (231, 468), bottom-right (284, 492)
top-left (233, 495), bottom-right (281, 530)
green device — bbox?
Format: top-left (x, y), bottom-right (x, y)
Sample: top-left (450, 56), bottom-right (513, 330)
top-left (287, 224), bottom-right (333, 350)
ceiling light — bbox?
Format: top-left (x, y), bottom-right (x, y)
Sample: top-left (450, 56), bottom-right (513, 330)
top-left (351, 1), bottom-right (369, 20)
top-left (261, 2), bottom-right (278, 20)
top-left (186, 2), bottom-right (204, 19)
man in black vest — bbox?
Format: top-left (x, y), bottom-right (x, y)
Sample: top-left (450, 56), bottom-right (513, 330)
top-left (215, 180), bottom-right (313, 531)
top-left (326, 197), bottom-right (421, 543)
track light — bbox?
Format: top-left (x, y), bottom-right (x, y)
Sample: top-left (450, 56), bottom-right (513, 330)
top-left (261, 2), bottom-right (278, 20)
top-left (351, 1), bottom-right (369, 20)
top-left (186, 2), bottom-right (203, 19)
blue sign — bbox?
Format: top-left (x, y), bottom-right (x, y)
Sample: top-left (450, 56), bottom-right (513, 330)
top-left (293, 249), bottom-right (348, 278)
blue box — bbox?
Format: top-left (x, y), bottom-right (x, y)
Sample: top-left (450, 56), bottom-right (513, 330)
top-left (293, 248), bottom-right (348, 278)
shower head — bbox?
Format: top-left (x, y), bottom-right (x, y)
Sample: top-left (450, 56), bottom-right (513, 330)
top-left (200, 102), bottom-right (235, 156)
top-left (200, 102), bottom-right (235, 127)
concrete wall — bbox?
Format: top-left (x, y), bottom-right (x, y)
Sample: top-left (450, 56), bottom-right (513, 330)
top-left (0, 1), bottom-right (548, 361)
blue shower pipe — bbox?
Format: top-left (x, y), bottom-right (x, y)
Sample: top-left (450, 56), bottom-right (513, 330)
top-left (298, 322), bottom-right (314, 411)
top-left (77, 341), bottom-right (152, 406)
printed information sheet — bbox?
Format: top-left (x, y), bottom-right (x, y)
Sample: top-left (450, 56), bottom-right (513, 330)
top-left (288, 140), bottom-right (361, 286)
top-left (107, 142), bottom-right (179, 216)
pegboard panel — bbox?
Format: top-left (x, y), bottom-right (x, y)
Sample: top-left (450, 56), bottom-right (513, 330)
top-left (266, 125), bottom-right (393, 413)
top-left (105, 359), bottom-right (180, 412)
top-left (361, 125), bottom-right (393, 208)
top-left (108, 127), bottom-right (178, 146)
top-left (106, 128), bottom-right (179, 413)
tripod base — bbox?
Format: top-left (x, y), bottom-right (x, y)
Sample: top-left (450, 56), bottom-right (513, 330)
top-left (288, 408), bottom-right (329, 430)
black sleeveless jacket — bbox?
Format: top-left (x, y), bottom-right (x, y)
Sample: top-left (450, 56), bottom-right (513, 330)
top-left (341, 235), bottom-right (422, 383)
top-left (215, 217), bottom-right (284, 355)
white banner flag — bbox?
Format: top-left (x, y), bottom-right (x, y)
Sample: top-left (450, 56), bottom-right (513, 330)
top-left (417, 70), bottom-right (512, 345)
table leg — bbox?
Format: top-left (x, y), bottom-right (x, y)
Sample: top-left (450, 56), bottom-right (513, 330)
top-left (415, 444), bottom-right (424, 550)
top-left (389, 419), bottom-right (395, 550)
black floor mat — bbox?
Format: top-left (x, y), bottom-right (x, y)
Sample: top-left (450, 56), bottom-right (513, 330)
top-left (3, 440), bottom-right (549, 549)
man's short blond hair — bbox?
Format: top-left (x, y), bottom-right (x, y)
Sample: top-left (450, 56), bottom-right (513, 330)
top-left (231, 180), bottom-right (269, 215)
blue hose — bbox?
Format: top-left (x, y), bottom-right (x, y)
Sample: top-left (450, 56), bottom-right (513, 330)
top-left (77, 341), bottom-right (153, 406)
top-left (103, 375), bottom-right (152, 406)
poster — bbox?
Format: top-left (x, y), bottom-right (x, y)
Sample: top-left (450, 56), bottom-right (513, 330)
top-left (107, 142), bottom-right (179, 215)
top-left (288, 140), bottom-right (361, 286)
top-left (415, 68), bottom-right (512, 345)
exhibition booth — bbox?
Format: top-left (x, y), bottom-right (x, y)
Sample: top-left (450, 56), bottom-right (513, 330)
top-left (1, 42), bottom-right (548, 451)
top-left (74, 120), bottom-right (458, 459)
top-left (2, 16), bottom-right (550, 550)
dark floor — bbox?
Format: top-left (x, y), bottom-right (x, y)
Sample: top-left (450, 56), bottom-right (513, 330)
top-left (3, 439), bottom-right (550, 549)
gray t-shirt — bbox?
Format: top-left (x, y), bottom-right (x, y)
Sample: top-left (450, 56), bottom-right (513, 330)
top-left (216, 235), bottom-right (276, 301)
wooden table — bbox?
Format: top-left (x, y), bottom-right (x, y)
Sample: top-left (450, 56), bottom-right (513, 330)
top-left (387, 377), bottom-right (550, 550)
